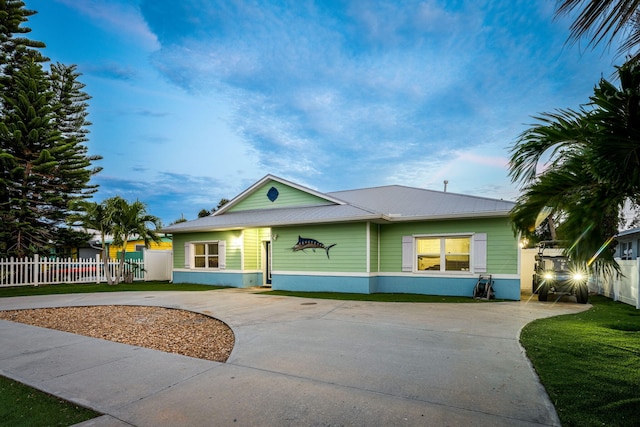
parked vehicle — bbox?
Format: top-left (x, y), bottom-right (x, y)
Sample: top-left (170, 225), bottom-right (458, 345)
top-left (532, 241), bottom-right (589, 304)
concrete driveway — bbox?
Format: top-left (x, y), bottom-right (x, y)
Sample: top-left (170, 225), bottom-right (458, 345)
top-left (0, 289), bottom-right (589, 426)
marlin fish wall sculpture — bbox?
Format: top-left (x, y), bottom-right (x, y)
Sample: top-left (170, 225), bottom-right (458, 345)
top-left (292, 236), bottom-right (337, 259)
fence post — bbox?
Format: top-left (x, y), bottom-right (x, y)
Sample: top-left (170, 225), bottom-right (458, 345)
top-left (33, 254), bottom-right (39, 287)
top-left (96, 254), bottom-right (101, 284)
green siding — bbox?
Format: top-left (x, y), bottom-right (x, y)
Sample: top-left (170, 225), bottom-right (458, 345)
top-left (379, 218), bottom-right (517, 274)
top-left (242, 227), bottom-right (270, 270)
top-left (172, 230), bottom-right (243, 270)
top-left (243, 229), bottom-right (259, 270)
top-left (272, 223), bottom-right (367, 273)
top-left (229, 180), bottom-right (334, 212)
top-left (369, 223), bottom-right (379, 273)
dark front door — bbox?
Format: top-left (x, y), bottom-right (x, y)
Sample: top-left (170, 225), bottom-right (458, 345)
top-left (265, 241), bottom-right (272, 286)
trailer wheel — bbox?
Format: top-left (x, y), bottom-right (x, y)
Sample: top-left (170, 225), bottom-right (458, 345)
top-left (538, 284), bottom-right (548, 302)
top-left (576, 284), bottom-right (589, 304)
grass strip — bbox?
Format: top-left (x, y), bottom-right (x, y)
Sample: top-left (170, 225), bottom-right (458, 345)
top-left (0, 375), bottom-right (99, 426)
top-left (520, 295), bottom-right (640, 427)
top-left (262, 290), bottom-right (503, 302)
top-left (0, 282), bottom-right (228, 298)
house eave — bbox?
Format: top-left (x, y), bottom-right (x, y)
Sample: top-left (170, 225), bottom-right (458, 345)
top-left (382, 210), bottom-right (512, 222)
top-left (162, 210), bottom-right (511, 233)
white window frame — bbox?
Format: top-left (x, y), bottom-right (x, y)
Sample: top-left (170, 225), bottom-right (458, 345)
top-left (415, 234), bottom-right (471, 273)
top-left (621, 241), bottom-right (633, 260)
top-left (184, 240), bottom-right (226, 270)
top-left (403, 233), bottom-right (486, 274)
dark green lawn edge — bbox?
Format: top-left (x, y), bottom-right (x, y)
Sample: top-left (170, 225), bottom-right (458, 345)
top-left (261, 290), bottom-right (507, 302)
top-left (0, 282), bottom-right (230, 298)
top-left (0, 375), bottom-right (100, 426)
top-left (520, 295), bottom-right (640, 427)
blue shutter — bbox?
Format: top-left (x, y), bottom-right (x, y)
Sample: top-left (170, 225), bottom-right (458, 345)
top-left (218, 240), bottom-right (226, 269)
top-left (473, 233), bottom-right (487, 273)
top-left (402, 236), bottom-right (413, 272)
top-left (184, 243), bottom-right (191, 268)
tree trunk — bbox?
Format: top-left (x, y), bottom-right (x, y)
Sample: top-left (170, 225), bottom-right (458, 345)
top-left (548, 216), bottom-right (557, 240)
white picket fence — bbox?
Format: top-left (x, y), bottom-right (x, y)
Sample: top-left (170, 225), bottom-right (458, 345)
top-left (0, 254), bottom-right (145, 287)
top-left (589, 259), bottom-right (640, 309)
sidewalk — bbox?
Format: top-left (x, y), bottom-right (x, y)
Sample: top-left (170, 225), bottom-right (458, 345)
top-left (0, 290), bottom-right (589, 426)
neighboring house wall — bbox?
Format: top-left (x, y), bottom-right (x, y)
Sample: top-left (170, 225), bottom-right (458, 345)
top-left (108, 239), bottom-right (172, 259)
top-left (616, 236), bottom-right (640, 260)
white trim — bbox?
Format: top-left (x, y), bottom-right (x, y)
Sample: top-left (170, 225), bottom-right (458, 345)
top-left (187, 240), bottom-right (225, 270)
top-left (173, 268), bottom-right (520, 280)
top-left (375, 272), bottom-right (521, 280)
top-left (272, 270), bottom-right (373, 277)
top-left (238, 231), bottom-right (244, 270)
top-left (366, 222), bottom-right (370, 274)
top-left (413, 234), bottom-right (474, 273)
top-left (269, 270), bottom-right (520, 280)
top-left (173, 268), bottom-right (258, 274)
top-left (377, 224), bottom-right (381, 273)
top-left (412, 232), bottom-right (474, 238)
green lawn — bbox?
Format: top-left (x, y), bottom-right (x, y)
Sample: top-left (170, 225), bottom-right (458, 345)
top-left (0, 281), bottom-right (228, 298)
top-left (0, 375), bottom-right (99, 426)
top-left (263, 290), bottom-right (500, 302)
top-left (520, 295), bottom-right (640, 427)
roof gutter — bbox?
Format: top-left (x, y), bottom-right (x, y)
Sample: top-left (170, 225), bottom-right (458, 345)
top-left (162, 211), bottom-right (512, 233)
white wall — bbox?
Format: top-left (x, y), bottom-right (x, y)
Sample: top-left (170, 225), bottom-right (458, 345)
top-left (520, 248), bottom-right (565, 293)
top-left (144, 249), bottom-right (173, 281)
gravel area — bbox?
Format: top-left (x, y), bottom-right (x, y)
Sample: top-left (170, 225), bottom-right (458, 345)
top-left (0, 306), bottom-right (235, 362)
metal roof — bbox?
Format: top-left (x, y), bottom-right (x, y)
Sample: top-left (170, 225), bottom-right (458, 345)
top-left (328, 185), bottom-right (515, 219)
top-left (162, 178), bottom-right (515, 233)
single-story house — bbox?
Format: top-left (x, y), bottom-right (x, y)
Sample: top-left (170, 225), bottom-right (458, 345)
top-left (162, 174), bottom-right (521, 300)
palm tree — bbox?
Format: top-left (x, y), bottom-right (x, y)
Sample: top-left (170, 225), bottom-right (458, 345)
top-left (68, 200), bottom-right (116, 285)
top-left (109, 197), bottom-right (161, 284)
top-left (556, 0), bottom-right (640, 60)
top-left (509, 60), bottom-right (640, 270)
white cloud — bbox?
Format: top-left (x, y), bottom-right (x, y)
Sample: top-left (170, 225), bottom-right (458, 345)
top-left (57, 0), bottom-right (159, 50)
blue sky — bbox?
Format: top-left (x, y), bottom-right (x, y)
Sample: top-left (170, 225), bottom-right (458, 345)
top-left (27, 0), bottom-right (620, 224)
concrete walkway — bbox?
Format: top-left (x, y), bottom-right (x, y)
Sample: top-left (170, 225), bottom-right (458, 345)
top-left (0, 289), bottom-right (589, 426)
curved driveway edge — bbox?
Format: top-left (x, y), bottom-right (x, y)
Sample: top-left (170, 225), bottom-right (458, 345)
top-left (0, 289), bottom-right (589, 426)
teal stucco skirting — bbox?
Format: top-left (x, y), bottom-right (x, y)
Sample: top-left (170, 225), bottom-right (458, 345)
top-left (173, 271), bottom-right (521, 300)
top-left (273, 274), bottom-right (520, 300)
top-left (272, 274), bottom-right (376, 294)
top-left (173, 271), bottom-right (262, 288)
top-left (375, 276), bottom-right (521, 300)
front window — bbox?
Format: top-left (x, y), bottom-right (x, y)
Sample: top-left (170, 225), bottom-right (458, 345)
top-left (194, 243), bottom-right (219, 268)
top-left (621, 241), bottom-right (633, 260)
top-left (416, 236), bottom-right (470, 272)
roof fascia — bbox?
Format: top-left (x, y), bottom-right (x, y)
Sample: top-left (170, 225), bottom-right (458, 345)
top-left (380, 211), bottom-right (512, 222)
top-left (166, 214), bottom-right (384, 233)
top-left (167, 210), bottom-right (511, 233)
